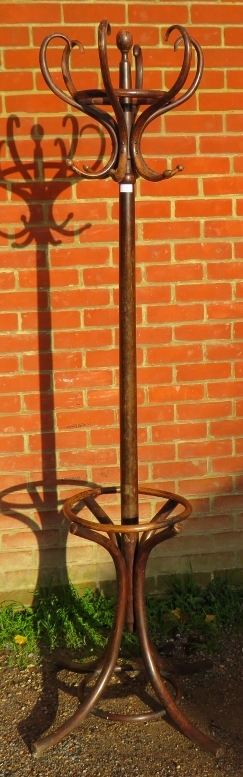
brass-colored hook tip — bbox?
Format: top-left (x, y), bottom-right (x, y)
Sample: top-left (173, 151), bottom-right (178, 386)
top-left (163, 164), bottom-right (184, 179)
top-left (116, 29), bottom-right (133, 53)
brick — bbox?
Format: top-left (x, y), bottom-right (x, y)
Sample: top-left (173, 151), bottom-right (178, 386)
top-left (208, 382), bottom-right (243, 400)
top-left (128, 5), bottom-right (188, 24)
top-left (87, 389), bottom-right (119, 408)
top-left (90, 466), bottom-right (121, 486)
top-left (235, 363), bottom-right (243, 379)
top-left (83, 267), bottom-right (118, 287)
top-left (175, 242), bottom-right (232, 262)
top-left (0, 313), bottom-right (18, 331)
top-left (200, 93), bottom-right (243, 113)
top-left (54, 369), bottom-right (113, 390)
top-left (237, 196), bottom-right (243, 211)
top-left (149, 384), bottom-right (204, 404)
top-left (0, 290), bottom-right (47, 311)
top-left (0, 26), bottom-right (29, 46)
top-left (207, 343), bottom-right (243, 362)
top-left (51, 288), bottom-right (110, 309)
top-left (5, 48), bottom-right (43, 70)
top-left (178, 439), bottom-right (232, 460)
top-left (138, 443), bottom-right (175, 462)
top-left (207, 302), bottom-right (243, 321)
top-left (235, 245), bottom-right (243, 261)
top-left (200, 136), bottom-right (243, 155)
top-left (136, 357), bottom-right (172, 380)
top-left (0, 549), bottom-right (34, 570)
top-left (212, 458), bottom-right (243, 475)
top-left (235, 283), bottom-right (243, 299)
top-left (235, 323), bottom-right (243, 340)
top-left (131, 243), bottom-right (171, 264)
top-left (4, 3), bottom-right (61, 23)
top-left (175, 199), bottom-right (232, 219)
top-left (136, 285), bottom-right (171, 305)
top-left (177, 401), bottom-right (232, 422)
top-left (0, 435), bottom-right (24, 453)
top-left (146, 264), bottom-right (203, 284)
top-left (165, 114), bottom-right (223, 135)
top-left (0, 272), bottom-right (16, 290)
top-left (86, 349), bottom-right (119, 368)
top-left (210, 419), bottom-right (243, 439)
top-left (0, 248), bottom-right (46, 269)
top-left (207, 262), bottom-right (243, 281)
top-left (174, 323), bottom-right (231, 341)
top-left (32, 24), bottom-right (95, 47)
top-left (0, 71), bottom-right (33, 91)
top-left (53, 392), bottom-right (84, 410)
top-left (177, 363), bottom-right (231, 383)
top-left (64, 4), bottom-right (125, 23)
top-left (90, 428), bottom-right (118, 447)
top-left (58, 447), bottom-right (117, 469)
top-left (1, 529), bottom-right (59, 551)
top-left (203, 178), bottom-right (243, 197)
top-left (180, 477), bottom-right (233, 497)
top-left (141, 137), bottom-right (196, 157)
top-left (56, 408), bottom-right (115, 430)
top-left (153, 460), bottom-right (207, 480)
top-left (19, 269), bottom-right (79, 289)
top-left (143, 220), bottom-right (200, 241)
top-left (0, 356), bottom-right (18, 372)
top-left (177, 157), bottom-right (230, 176)
top-left (176, 283), bottom-right (231, 303)
top-left (1, 373), bottom-right (50, 393)
top-left (136, 326), bottom-right (172, 345)
top-left (5, 93), bottom-right (69, 115)
top-left (138, 405), bottom-right (174, 424)
top-left (152, 422), bottom-right (207, 443)
top-left (236, 439), bottom-right (243, 455)
top-left (192, 6), bottom-right (243, 24)
top-left (0, 396), bottom-right (21, 413)
top-left (147, 303), bottom-right (203, 325)
top-left (21, 310), bottom-right (81, 331)
top-left (147, 344), bottom-right (202, 365)
top-left (0, 333), bottom-right (50, 355)
top-left (29, 429), bottom-right (87, 452)
top-left (140, 177), bottom-right (199, 199)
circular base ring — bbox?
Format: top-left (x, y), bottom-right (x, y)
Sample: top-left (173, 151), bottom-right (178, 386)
top-left (77, 673), bottom-right (166, 722)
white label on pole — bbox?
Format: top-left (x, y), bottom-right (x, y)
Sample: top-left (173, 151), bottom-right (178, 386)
top-left (120, 183), bottom-right (133, 192)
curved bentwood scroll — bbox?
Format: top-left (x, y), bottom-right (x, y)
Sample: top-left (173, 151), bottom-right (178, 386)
top-left (40, 20), bottom-right (204, 183)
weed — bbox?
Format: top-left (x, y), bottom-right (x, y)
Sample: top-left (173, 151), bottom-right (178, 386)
top-left (0, 575), bottom-right (243, 667)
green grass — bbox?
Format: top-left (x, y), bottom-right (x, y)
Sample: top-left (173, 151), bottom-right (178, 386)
top-left (1, 575), bottom-right (243, 667)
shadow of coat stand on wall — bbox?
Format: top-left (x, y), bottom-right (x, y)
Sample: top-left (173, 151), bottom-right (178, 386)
top-left (0, 114), bottom-right (107, 746)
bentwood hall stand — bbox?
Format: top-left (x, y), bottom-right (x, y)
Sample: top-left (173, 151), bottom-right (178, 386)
top-left (32, 17), bottom-right (225, 759)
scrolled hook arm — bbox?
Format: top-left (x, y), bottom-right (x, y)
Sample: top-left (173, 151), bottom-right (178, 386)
top-left (98, 20), bottom-right (128, 182)
top-left (39, 33), bottom-right (119, 179)
top-left (130, 27), bottom-right (203, 182)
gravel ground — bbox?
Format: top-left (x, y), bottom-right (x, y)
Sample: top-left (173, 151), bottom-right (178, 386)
top-left (1, 634), bottom-right (243, 777)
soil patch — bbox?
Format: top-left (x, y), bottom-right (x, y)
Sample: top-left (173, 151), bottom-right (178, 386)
top-left (0, 633), bottom-right (243, 777)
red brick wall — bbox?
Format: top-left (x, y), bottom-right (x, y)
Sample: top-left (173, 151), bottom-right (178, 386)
top-left (1, 1), bottom-right (243, 601)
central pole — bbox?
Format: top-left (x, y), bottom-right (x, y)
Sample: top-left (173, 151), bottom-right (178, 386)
top-left (117, 31), bottom-right (138, 632)
top-left (119, 184), bottom-right (138, 522)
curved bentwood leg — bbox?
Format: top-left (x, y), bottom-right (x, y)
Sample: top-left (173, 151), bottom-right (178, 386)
top-left (32, 525), bottom-right (127, 757)
top-left (134, 529), bottom-right (225, 758)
